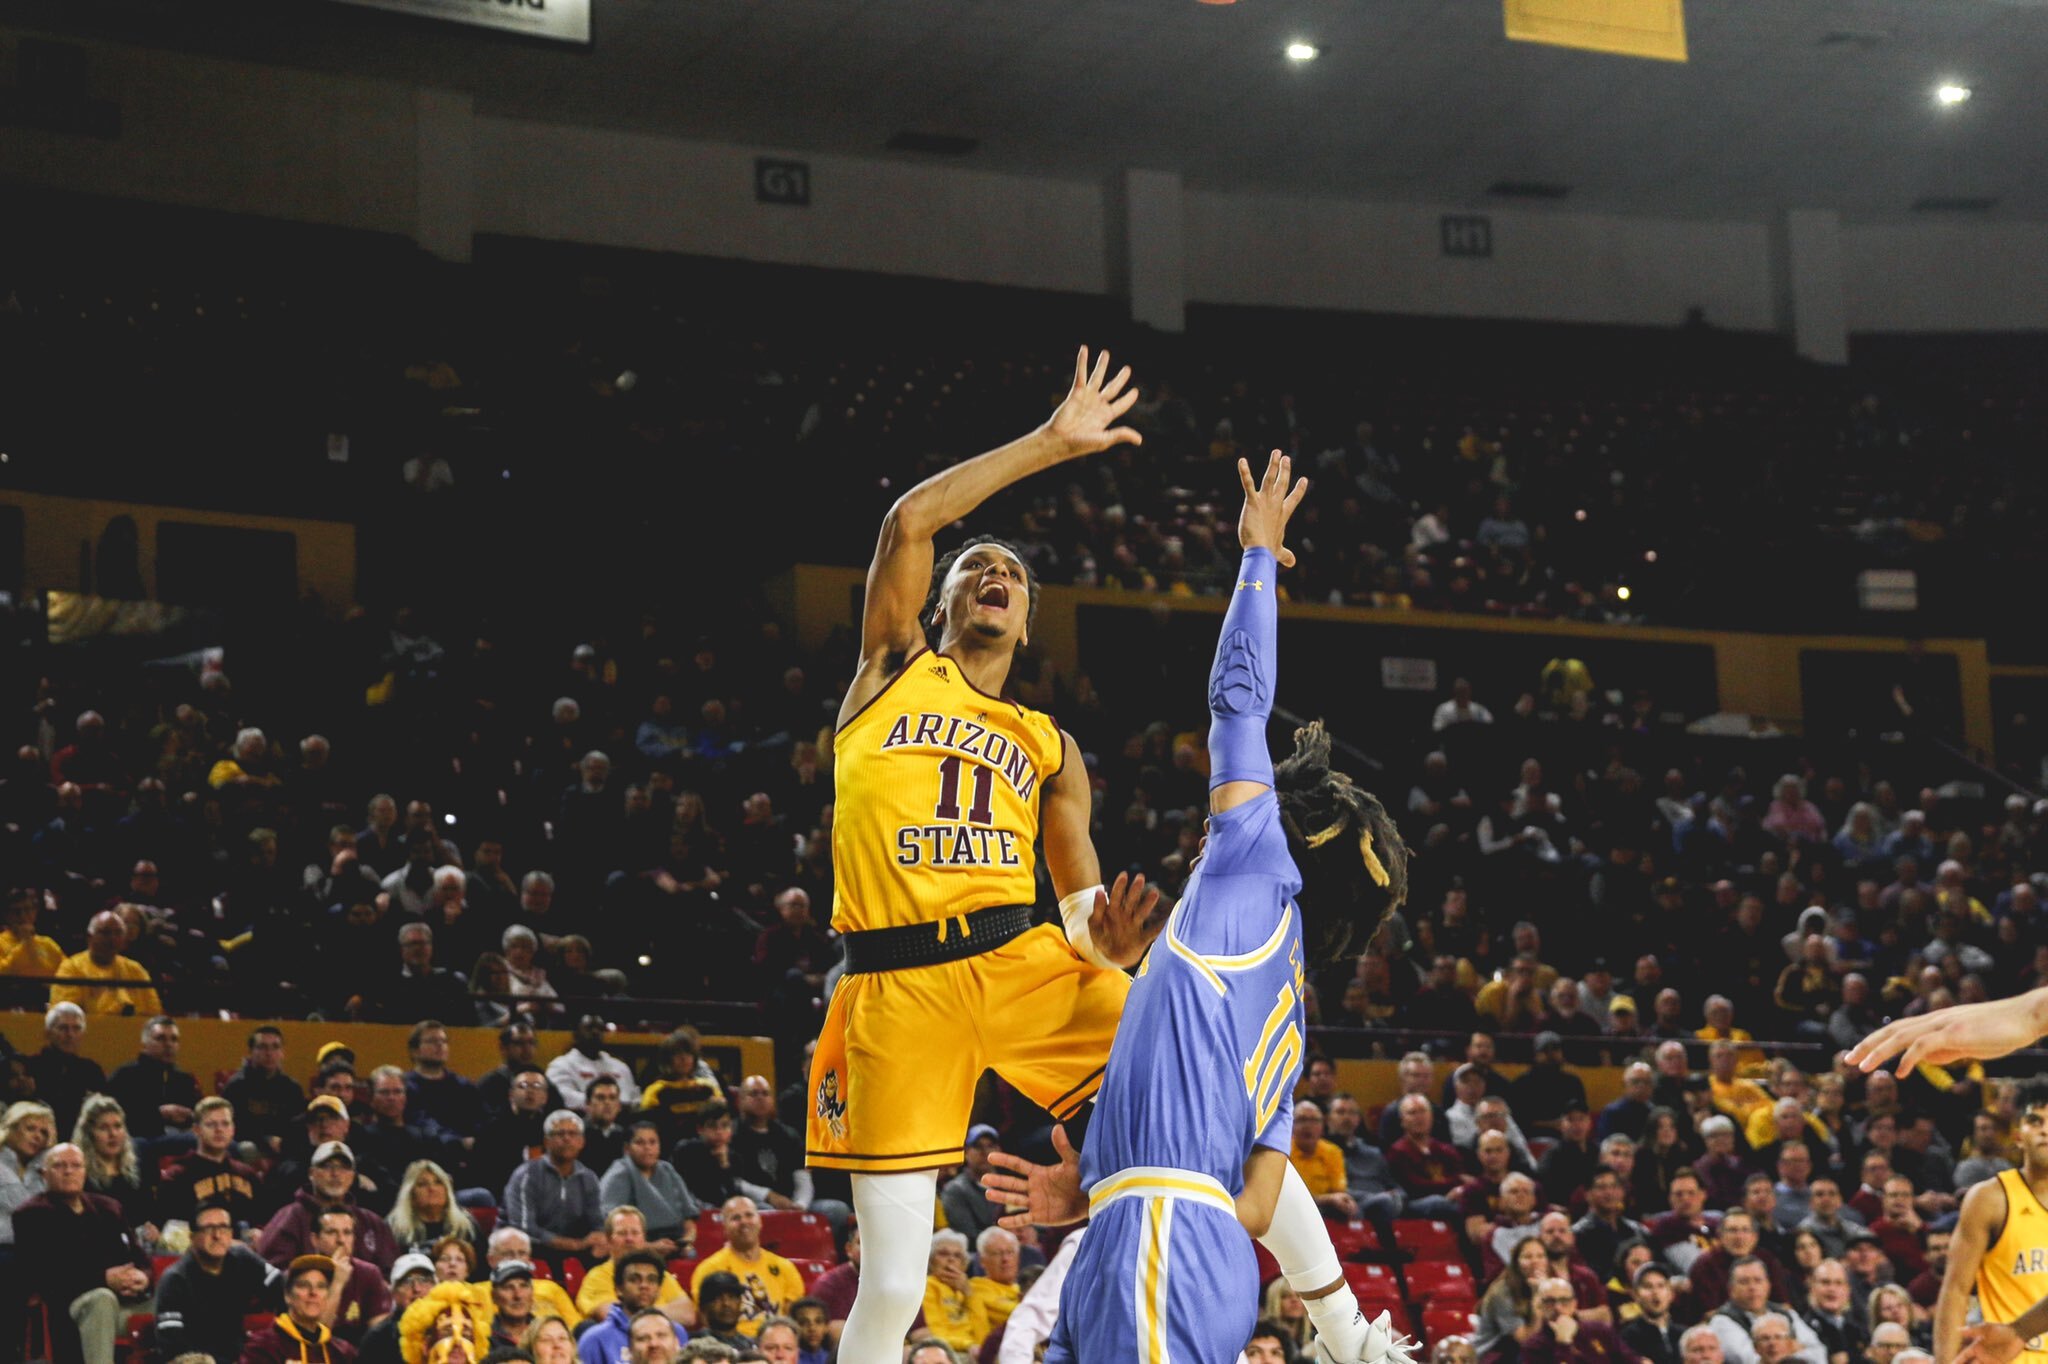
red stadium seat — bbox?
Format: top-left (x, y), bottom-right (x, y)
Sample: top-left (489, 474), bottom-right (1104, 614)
top-left (560, 1258), bottom-right (586, 1296)
top-left (668, 1258), bottom-right (699, 1283)
top-left (1254, 1242), bottom-right (1281, 1287)
top-left (530, 1261), bottom-right (553, 1280)
top-left (1423, 1307), bottom-right (1478, 1346)
top-left (695, 1211), bottom-right (726, 1257)
top-left (1395, 1220), bottom-right (1460, 1261)
top-left (791, 1258), bottom-right (833, 1284)
top-left (1406, 1261), bottom-right (1477, 1305)
top-left (1341, 1262), bottom-right (1399, 1300)
top-left (1328, 1221), bottom-right (1377, 1258)
top-left (758, 1211), bottom-right (834, 1261)
top-left (471, 1206), bottom-right (498, 1237)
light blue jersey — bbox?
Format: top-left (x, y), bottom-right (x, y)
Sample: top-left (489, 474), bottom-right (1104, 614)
top-left (1049, 789), bottom-right (1306, 1364)
top-left (1080, 788), bottom-right (1308, 1195)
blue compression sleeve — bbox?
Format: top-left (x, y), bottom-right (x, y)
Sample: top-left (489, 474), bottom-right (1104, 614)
top-left (1208, 547), bottom-right (1279, 789)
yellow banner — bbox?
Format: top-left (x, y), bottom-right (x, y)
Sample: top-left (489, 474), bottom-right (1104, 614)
top-left (1505, 0), bottom-right (1688, 62)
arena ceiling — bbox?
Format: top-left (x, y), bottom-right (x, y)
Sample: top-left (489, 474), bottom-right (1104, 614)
top-left (13, 0), bottom-right (2048, 222)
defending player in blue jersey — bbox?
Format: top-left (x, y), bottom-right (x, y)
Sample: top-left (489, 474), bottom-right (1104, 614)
top-left (984, 451), bottom-right (1418, 1364)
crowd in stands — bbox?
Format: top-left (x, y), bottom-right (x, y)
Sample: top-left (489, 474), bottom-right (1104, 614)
top-left (6, 201), bottom-right (2048, 1364)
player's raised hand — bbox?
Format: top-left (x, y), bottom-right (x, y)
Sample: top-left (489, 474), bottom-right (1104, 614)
top-left (1959, 1323), bottom-right (2028, 1364)
top-left (1237, 450), bottom-right (1309, 569)
top-left (983, 1123), bottom-right (1086, 1230)
top-left (1045, 346), bottom-right (1142, 459)
top-left (1845, 986), bottom-right (2048, 1076)
top-left (1089, 870), bottom-right (1166, 969)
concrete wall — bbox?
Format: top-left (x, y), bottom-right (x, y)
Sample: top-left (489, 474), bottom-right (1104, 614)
top-left (4, 28), bottom-right (2047, 337)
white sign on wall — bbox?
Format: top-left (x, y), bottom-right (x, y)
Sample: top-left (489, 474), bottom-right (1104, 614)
top-left (1380, 657), bottom-right (1439, 692)
top-left (326, 0), bottom-right (590, 45)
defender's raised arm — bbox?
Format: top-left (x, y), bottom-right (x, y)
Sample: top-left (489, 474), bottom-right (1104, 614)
top-left (1208, 450), bottom-right (1308, 818)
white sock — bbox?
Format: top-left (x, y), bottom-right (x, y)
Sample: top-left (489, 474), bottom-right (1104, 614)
top-left (835, 1170), bottom-right (939, 1364)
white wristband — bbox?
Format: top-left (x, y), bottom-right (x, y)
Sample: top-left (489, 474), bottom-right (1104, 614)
top-left (1058, 885), bottom-right (1121, 971)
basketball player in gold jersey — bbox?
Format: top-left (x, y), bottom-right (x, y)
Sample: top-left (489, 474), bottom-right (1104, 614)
top-left (812, 347), bottom-right (1168, 1363)
top-left (1939, 1080), bottom-right (2048, 1364)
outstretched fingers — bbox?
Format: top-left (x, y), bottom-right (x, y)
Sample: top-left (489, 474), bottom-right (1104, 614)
top-left (1089, 348), bottom-right (1111, 390)
top-left (1238, 457), bottom-right (1258, 497)
top-left (1101, 364), bottom-right (1134, 403)
top-left (1073, 345), bottom-right (1090, 391)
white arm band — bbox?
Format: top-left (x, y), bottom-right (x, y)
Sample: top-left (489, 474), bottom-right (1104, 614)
top-left (1258, 1160), bottom-right (1344, 1293)
top-left (1059, 884), bottom-right (1121, 971)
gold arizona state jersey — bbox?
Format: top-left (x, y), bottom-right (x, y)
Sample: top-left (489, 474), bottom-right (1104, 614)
top-left (831, 648), bottom-right (1066, 933)
top-left (1978, 1168), bottom-right (2048, 1364)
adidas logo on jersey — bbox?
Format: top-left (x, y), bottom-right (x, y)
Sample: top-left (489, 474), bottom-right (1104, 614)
top-left (929, 664), bottom-right (949, 680)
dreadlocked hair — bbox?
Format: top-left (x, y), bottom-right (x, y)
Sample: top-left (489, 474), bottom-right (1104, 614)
top-left (1272, 720), bottom-right (1412, 967)
top-left (922, 536), bottom-right (1039, 646)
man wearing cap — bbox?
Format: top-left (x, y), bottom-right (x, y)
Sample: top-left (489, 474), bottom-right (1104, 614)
top-left (1607, 995), bottom-right (1646, 1049)
top-left (258, 1141), bottom-right (400, 1276)
top-left (15, 1142), bottom-right (152, 1364)
top-left (1511, 1033), bottom-right (1591, 1133)
top-left (1601, 1062), bottom-right (1657, 1143)
top-left (1621, 1262), bottom-right (1686, 1364)
top-left (310, 1205), bottom-right (393, 1344)
top-left (157, 1201), bottom-right (288, 1364)
top-left (239, 1255), bottom-right (358, 1364)
top-left (688, 1198), bottom-right (802, 1338)
top-left (360, 1253), bottom-right (436, 1364)
top-left (269, 1094), bottom-right (363, 1211)
top-left (105, 1014), bottom-right (201, 1142)
top-left (485, 1228), bottom-right (582, 1322)
top-left (503, 1110), bottom-right (605, 1259)
top-left (578, 1250), bottom-right (689, 1364)
top-left (937, 1125), bottom-right (1003, 1242)
top-left (691, 1274), bottom-right (753, 1352)
top-left (486, 1259), bottom-right (545, 1351)
top-left (1537, 1103), bottom-right (1601, 1201)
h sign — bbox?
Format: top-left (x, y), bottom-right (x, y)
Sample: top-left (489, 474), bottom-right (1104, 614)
top-left (756, 159), bottom-right (812, 206)
top-left (1440, 215), bottom-right (1493, 258)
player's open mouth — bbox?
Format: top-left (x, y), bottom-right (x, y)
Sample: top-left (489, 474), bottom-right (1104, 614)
top-left (976, 582), bottom-right (1010, 609)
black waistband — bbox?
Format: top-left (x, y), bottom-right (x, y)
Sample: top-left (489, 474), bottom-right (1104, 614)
top-left (840, 903), bottom-right (1036, 974)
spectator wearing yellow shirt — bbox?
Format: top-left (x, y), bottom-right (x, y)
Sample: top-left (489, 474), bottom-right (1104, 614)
top-left (208, 727), bottom-right (285, 791)
top-left (1289, 1101), bottom-right (1357, 1219)
top-left (687, 1197), bottom-right (801, 1338)
top-left (921, 1229), bottom-right (987, 1354)
top-left (1696, 996), bottom-right (1767, 1071)
top-left (51, 911), bottom-right (163, 1016)
top-left (1, 887), bottom-right (65, 981)
top-left (1705, 1042), bottom-right (1771, 1125)
top-left (574, 1207), bottom-right (697, 1327)
top-left (967, 1227), bottom-right (1022, 1331)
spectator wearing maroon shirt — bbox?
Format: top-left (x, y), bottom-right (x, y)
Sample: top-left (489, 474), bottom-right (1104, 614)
top-left (1459, 1132), bottom-right (1518, 1249)
top-left (1519, 1277), bottom-right (1640, 1364)
top-left (1536, 1212), bottom-right (1611, 1321)
top-left (1868, 1178), bottom-right (1927, 1281)
top-left (308, 1207), bottom-right (391, 1344)
top-left (1648, 1170), bottom-right (1722, 1275)
top-left (1847, 1153), bottom-right (1891, 1227)
top-left (1905, 1229), bottom-right (1948, 1308)
top-left (1692, 1116), bottom-right (1748, 1210)
top-left (14, 1143), bottom-right (152, 1364)
top-left (1689, 1211), bottom-right (1795, 1313)
top-left (1389, 1095), bottom-right (1466, 1219)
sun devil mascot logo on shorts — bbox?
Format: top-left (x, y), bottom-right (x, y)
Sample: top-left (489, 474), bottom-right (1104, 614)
top-left (815, 1068), bottom-right (848, 1141)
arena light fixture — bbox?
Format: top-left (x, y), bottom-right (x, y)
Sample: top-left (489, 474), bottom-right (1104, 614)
top-left (1617, 585), bottom-right (1634, 601)
top-left (1285, 41), bottom-right (1320, 61)
top-left (1936, 82), bottom-right (1972, 106)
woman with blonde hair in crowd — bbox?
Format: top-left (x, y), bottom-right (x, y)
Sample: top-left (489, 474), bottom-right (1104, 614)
top-left (74, 1094), bottom-right (157, 1244)
top-left (389, 1161), bottom-right (477, 1255)
top-left (1262, 1275), bottom-right (1314, 1357)
top-left (1, 1098), bottom-right (58, 1358)
top-left (1868, 1283), bottom-right (1931, 1349)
